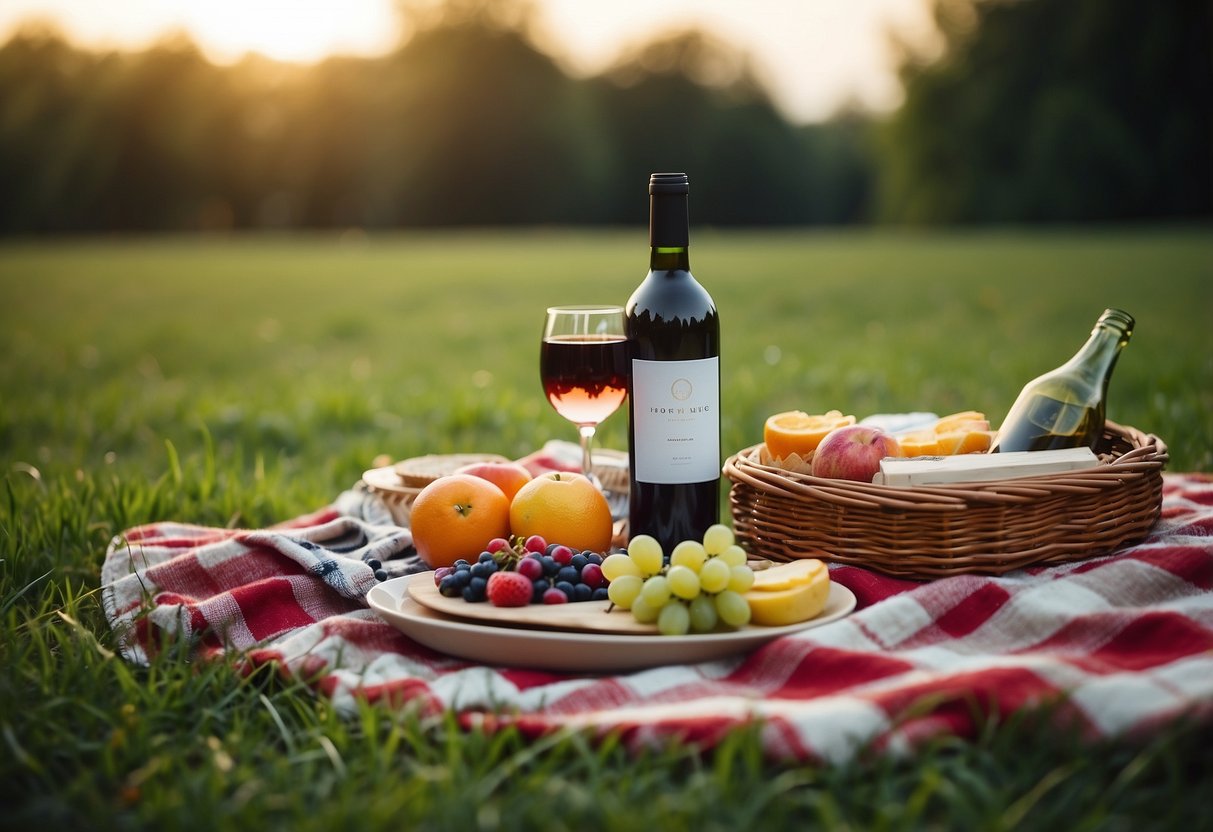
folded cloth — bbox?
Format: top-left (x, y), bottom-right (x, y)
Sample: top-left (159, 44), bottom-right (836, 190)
top-left (514, 439), bottom-right (584, 478)
top-left (101, 486), bottom-right (418, 664)
top-left (101, 474), bottom-right (1213, 762)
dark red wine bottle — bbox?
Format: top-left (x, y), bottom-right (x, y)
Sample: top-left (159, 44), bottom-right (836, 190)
top-left (626, 173), bottom-right (720, 554)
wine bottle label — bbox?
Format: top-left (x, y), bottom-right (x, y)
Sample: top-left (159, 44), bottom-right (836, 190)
top-left (631, 357), bottom-right (720, 483)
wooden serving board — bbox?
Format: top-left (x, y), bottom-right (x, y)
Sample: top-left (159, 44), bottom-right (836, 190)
top-left (407, 578), bottom-right (660, 635)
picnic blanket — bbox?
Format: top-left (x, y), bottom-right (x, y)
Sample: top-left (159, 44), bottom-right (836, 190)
top-left (101, 473), bottom-right (1213, 763)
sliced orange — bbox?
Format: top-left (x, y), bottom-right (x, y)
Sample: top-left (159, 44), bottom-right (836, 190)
top-left (899, 412), bottom-right (994, 457)
top-left (934, 429), bottom-right (996, 455)
top-left (763, 410), bottom-right (856, 460)
top-left (897, 430), bottom-right (942, 457)
top-left (932, 410), bottom-right (990, 434)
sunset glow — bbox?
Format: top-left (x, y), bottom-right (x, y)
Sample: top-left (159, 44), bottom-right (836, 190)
top-left (178, 1), bottom-right (401, 64)
top-left (0, 0), bottom-right (401, 64)
top-left (0, 0), bottom-right (937, 123)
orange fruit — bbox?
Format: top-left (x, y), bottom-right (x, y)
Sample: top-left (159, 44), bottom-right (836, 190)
top-left (897, 430), bottom-right (941, 457)
top-left (409, 474), bottom-right (511, 569)
top-left (934, 429), bottom-right (996, 455)
top-left (509, 471), bottom-right (613, 553)
top-left (898, 412), bottom-right (992, 457)
top-left (932, 411), bottom-right (990, 434)
top-left (900, 425), bottom-right (995, 457)
top-left (453, 461), bottom-right (533, 504)
top-left (763, 410), bottom-right (856, 460)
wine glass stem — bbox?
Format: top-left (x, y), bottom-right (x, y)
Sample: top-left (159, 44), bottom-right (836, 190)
top-left (578, 424), bottom-right (596, 481)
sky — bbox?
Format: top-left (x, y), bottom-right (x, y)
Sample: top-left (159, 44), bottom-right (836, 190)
top-left (0, 0), bottom-right (939, 123)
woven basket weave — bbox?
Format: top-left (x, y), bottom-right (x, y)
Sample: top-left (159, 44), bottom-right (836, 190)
top-left (723, 421), bottom-right (1167, 579)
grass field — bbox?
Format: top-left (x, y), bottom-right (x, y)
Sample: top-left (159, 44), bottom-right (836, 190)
top-left (2, 227), bottom-right (1212, 829)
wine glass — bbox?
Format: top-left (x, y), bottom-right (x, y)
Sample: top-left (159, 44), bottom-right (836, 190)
top-left (540, 305), bottom-right (628, 486)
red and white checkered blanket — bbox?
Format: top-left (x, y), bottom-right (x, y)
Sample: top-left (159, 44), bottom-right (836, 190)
top-left (102, 473), bottom-right (1213, 762)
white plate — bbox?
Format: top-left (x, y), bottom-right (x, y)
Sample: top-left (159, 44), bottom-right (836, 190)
top-left (367, 573), bottom-right (856, 673)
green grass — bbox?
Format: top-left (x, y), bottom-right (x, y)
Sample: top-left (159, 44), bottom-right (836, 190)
top-left (2, 228), bottom-right (1212, 829)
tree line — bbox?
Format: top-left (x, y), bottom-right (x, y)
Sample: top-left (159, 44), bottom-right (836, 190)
top-left (0, 0), bottom-right (1207, 233)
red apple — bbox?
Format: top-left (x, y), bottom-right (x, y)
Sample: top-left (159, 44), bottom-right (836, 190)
top-left (453, 461), bottom-right (533, 504)
top-left (811, 425), bottom-right (903, 482)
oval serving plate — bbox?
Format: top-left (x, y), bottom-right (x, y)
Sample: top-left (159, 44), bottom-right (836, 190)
top-left (367, 573), bottom-right (856, 673)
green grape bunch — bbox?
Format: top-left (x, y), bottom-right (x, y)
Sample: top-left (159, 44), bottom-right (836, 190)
top-left (602, 525), bottom-right (754, 636)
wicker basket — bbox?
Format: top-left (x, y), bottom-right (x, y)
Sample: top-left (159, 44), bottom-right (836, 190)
top-left (723, 421), bottom-right (1168, 579)
top-left (591, 448), bottom-right (630, 496)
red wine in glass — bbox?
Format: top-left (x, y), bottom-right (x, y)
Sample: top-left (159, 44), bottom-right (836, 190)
top-left (541, 307), bottom-right (627, 483)
top-left (541, 335), bottom-right (628, 425)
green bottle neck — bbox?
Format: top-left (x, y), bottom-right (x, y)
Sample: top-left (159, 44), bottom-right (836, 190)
top-left (650, 246), bottom-right (690, 271)
top-left (1064, 314), bottom-right (1133, 385)
top-left (649, 187), bottom-right (689, 258)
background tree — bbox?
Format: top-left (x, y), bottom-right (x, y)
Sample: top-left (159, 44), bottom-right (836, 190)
top-left (1, 0), bottom-right (1207, 232)
top-left (878, 0), bottom-right (1213, 223)
top-left (360, 16), bottom-right (613, 226)
top-left (589, 29), bottom-right (814, 225)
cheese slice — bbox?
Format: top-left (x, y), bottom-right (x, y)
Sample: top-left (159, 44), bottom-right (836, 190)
top-left (873, 446), bottom-right (1099, 486)
top-left (750, 559), bottom-right (826, 592)
top-left (744, 559), bottom-right (830, 626)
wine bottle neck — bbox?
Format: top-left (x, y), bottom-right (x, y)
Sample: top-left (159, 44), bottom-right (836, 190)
top-left (649, 185), bottom-right (690, 270)
top-left (649, 189), bottom-right (689, 246)
top-left (647, 172), bottom-right (692, 269)
top-left (650, 246), bottom-right (690, 271)
top-left (1065, 318), bottom-right (1132, 383)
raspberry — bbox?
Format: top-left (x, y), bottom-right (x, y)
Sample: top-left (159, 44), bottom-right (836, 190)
top-left (486, 572), bottom-right (533, 607)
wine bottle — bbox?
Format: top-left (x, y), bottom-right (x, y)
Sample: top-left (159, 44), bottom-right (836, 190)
top-left (989, 308), bottom-right (1134, 453)
top-left (626, 173), bottom-right (721, 553)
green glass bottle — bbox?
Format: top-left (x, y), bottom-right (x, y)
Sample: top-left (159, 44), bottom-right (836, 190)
top-left (989, 308), bottom-right (1134, 453)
